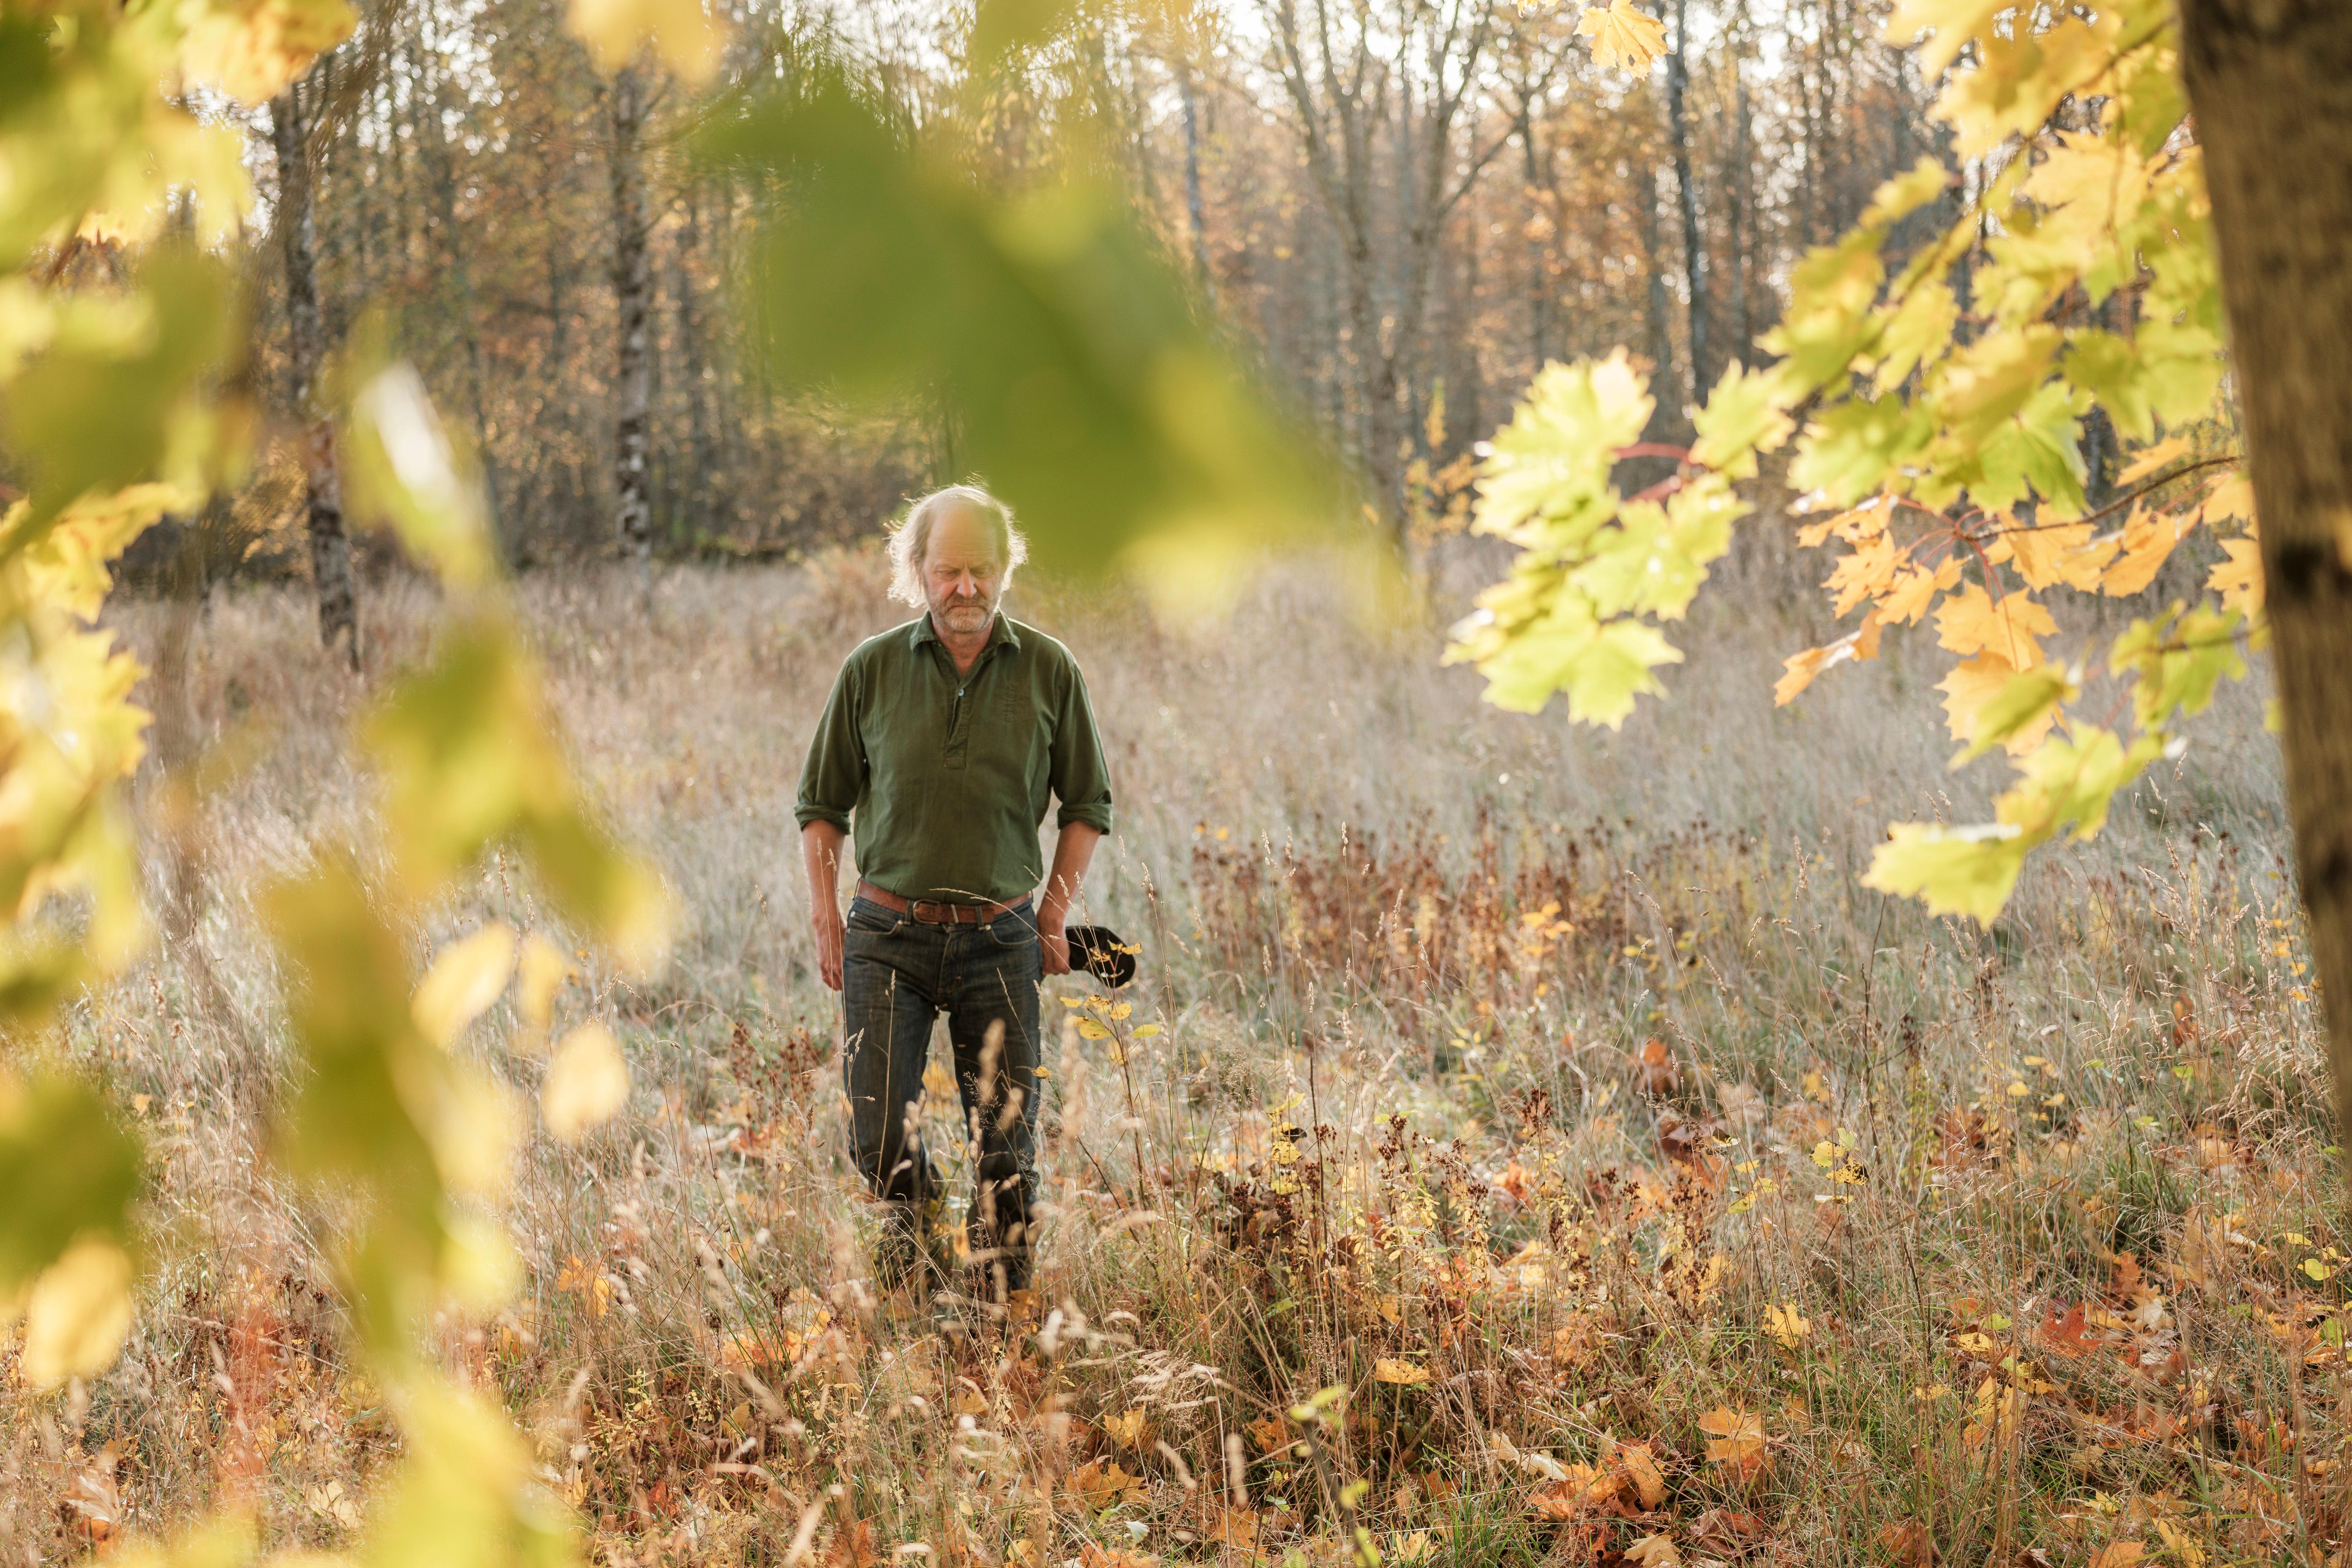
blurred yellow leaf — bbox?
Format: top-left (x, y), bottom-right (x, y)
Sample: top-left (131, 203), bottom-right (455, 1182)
top-left (180, 0), bottom-right (357, 105)
top-left (18, 1236), bottom-right (134, 1388)
top-left (542, 1023), bottom-right (629, 1141)
top-left (0, 1075), bottom-right (143, 1293)
top-left (412, 923), bottom-right (517, 1049)
top-left (516, 932), bottom-right (572, 1035)
top-left (1373, 1358), bottom-right (1432, 1386)
top-left (1101, 1408), bottom-right (1151, 1448)
top-left (568, 0), bottom-right (727, 82)
top-left (346, 362), bottom-right (498, 591)
top-left (1578, 0), bottom-right (1668, 73)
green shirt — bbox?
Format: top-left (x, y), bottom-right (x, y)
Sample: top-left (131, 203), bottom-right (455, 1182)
top-left (795, 614), bottom-right (1115, 904)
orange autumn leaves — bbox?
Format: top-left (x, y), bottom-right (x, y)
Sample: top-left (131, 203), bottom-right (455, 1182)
top-left (1775, 448), bottom-right (2259, 766)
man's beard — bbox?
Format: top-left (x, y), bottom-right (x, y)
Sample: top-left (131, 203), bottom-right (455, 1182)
top-left (933, 596), bottom-right (995, 631)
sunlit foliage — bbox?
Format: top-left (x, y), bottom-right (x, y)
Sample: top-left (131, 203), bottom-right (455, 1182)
top-left (1452, 0), bottom-right (2256, 924)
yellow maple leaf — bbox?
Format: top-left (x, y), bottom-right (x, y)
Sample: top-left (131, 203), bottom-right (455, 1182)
top-left (2101, 504), bottom-right (2187, 596)
top-left (1879, 557), bottom-right (1961, 625)
top-left (2209, 533), bottom-right (2263, 616)
top-left (1578, 0), bottom-right (1668, 74)
top-left (1618, 1442), bottom-right (1667, 1510)
top-left (1997, 518), bottom-right (2111, 592)
top-left (2087, 1543), bottom-right (2146, 1568)
top-left (2199, 470), bottom-right (2256, 528)
top-left (2115, 434), bottom-right (2192, 487)
top-left (1824, 534), bottom-right (1903, 615)
top-left (1938, 655), bottom-right (2059, 755)
top-left (1373, 1358), bottom-right (1433, 1386)
top-left (1100, 1408), bottom-right (1152, 1449)
top-left (181, 0), bottom-right (357, 105)
top-left (1934, 583), bottom-right (2055, 668)
top-left (2024, 130), bottom-right (2153, 230)
top-left (567, 0), bottom-right (727, 83)
top-left (1764, 1303), bottom-right (1811, 1350)
top-left (1698, 1407), bottom-right (1766, 1482)
top-left (1245, 1414), bottom-right (1288, 1453)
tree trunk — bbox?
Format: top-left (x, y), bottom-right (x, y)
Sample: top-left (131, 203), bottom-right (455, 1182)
top-left (1725, 50), bottom-right (1753, 366)
top-left (269, 67), bottom-right (361, 671)
top-left (609, 60), bottom-right (655, 562)
top-left (673, 187), bottom-right (720, 541)
top-left (1667, 0), bottom-right (1709, 400)
top-left (2176, 0), bottom-right (2352, 1155)
top-left (418, 20), bottom-right (504, 557)
top-left (1639, 162), bottom-right (1677, 437)
top-left (1518, 97), bottom-right (1549, 368)
top-left (1177, 65), bottom-right (1217, 305)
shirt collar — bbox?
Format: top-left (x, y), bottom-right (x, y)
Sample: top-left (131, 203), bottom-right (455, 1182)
top-left (910, 612), bottom-right (1021, 653)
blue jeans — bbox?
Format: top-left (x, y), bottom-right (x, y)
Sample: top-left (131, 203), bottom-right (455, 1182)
top-left (840, 894), bottom-right (1041, 1295)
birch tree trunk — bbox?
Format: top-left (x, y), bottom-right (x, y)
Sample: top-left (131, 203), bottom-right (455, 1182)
top-left (1667, 0), bottom-right (1709, 400)
top-left (608, 60), bottom-right (655, 562)
top-left (2175, 0), bottom-right (2352, 1150)
top-left (1177, 65), bottom-right (1217, 305)
top-left (269, 65), bottom-right (361, 670)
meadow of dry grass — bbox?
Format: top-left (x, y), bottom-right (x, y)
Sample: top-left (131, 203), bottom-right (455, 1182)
top-left (7, 547), bottom-right (2336, 1568)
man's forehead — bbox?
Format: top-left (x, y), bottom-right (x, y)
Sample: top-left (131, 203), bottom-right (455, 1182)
top-left (926, 505), bottom-right (1003, 560)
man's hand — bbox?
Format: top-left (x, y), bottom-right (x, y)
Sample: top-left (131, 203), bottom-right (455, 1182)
top-left (802, 820), bottom-right (849, 992)
top-left (1039, 909), bottom-right (1071, 977)
top-left (1036, 822), bottom-right (1101, 980)
top-left (813, 904), bottom-right (846, 991)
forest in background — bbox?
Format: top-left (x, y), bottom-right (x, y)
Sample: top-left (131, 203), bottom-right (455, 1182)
top-left (208, 0), bottom-right (1943, 577)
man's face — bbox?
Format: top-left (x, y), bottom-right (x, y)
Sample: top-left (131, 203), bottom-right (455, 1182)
top-left (922, 504), bottom-right (1005, 637)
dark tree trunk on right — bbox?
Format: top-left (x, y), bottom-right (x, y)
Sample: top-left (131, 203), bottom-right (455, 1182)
top-left (2177, 0), bottom-right (2352, 1153)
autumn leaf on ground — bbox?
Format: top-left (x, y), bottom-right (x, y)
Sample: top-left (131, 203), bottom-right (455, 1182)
top-left (1624, 1535), bottom-right (1681, 1568)
top-left (1101, 1408), bottom-right (1152, 1449)
top-left (1065, 1459), bottom-right (1146, 1512)
top-left (1373, 1358), bottom-right (1432, 1385)
top-left (1578, 0), bottom-right (1668, 73)
top-left (2087, 1542), bottom-right (2146, 1568)
top-left (2038, 1301), bottom-right (2092, 1357)
top-left (1698, 1407), bottom-right (1766, 1483)
top-left (1764, 1303), bottom-right (1811, 1350)
top-left (1878, 1520), bottom-right (1938, 1568)
top-left (1245, 1414), bottom-right (1287, 1452)
top-left (1690, 1511), bottom-right (1764, 1555)
top-left (1617, 1443), bottom-right (1666, 1510)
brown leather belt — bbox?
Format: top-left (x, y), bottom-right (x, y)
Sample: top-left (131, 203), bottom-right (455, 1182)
top-left (857, 880), bottom-right (1030, 926)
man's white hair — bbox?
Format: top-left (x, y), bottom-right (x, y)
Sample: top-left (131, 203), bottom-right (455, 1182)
top-left (886, 484), bottom-right (1030, 608)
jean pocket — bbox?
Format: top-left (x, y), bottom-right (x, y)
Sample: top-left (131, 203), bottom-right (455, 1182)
top-left (985, 915), bottom-right (1040, 951)
top-left (846, 899), bottom-right (904, 937)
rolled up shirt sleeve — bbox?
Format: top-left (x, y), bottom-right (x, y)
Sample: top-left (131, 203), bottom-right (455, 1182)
top-left (1049, 660), bottom-right (1114, 834)
top-left (795, 661), bottom-right (864, 832)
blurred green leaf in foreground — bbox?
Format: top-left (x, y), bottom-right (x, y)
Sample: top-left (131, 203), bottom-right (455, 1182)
top-left (708, 64), bottom-right (1345, 615)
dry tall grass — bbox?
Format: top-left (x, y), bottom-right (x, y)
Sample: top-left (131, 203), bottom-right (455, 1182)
top-left (8, 551), bottom-right (2331, 1568)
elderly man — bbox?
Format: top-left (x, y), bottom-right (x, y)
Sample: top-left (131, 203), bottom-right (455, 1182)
top-left (796, 484), bottom-right (1112, 1309)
